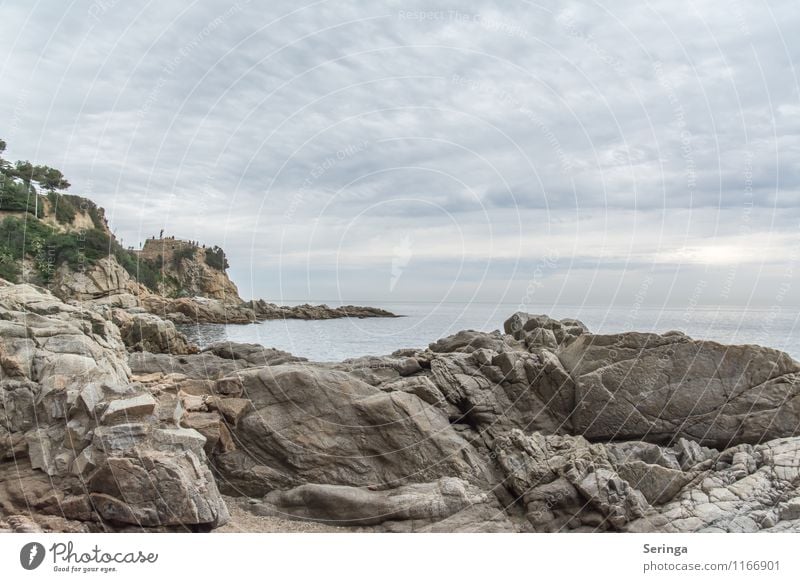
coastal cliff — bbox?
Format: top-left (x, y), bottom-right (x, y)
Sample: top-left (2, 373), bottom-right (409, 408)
top-left (135, 237), bottom-right (241, 302)
top-left (0, 138), bottom-right (396, 323)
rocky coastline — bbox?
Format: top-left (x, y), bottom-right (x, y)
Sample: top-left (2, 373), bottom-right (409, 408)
top-left (55, 246), bottom-right (398, 325)
top-left (141, 294), bottom-right (398, 325)
top-left (0, 156), bottom-right (398, 326)
top-left (2, 280), bottom-right (800, 533)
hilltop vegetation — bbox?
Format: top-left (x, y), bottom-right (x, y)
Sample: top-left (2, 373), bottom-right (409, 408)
top-left (0, 138), bottom-right (233, 296)
top-left (0, 139), bottom-right (162, 288)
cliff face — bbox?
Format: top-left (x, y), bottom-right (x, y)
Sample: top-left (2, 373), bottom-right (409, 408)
top-left (1, 189), bottom-right (240, 305)
top-left (2, 185), bottom-right (392, 323)
top-left (51, 256), bottom-right (145, 307)
top-left (0, 140), bottom-right (391, 323)
top-left (135, 238), bottom-right (241, 302)
top-left (40, 194), bottom-right (105, 233)
top-left (0, 193), bottom-right (108, 236)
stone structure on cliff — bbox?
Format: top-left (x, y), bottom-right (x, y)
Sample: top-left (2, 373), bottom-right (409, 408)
top-left (135, 237), bottom-right (242, 302)
top-left (2, 279), bottom-right (800, 533)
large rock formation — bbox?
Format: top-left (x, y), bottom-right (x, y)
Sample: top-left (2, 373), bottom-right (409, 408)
top-left (222, 364), bottom-right (493, 493)
top-left (135, 237), bottom-right (242, 302)
top-left (39, 230), bottom-right (398, 325)
top-left (118, 312), bottom-right (800, 532)
top-left (111, 308), bottom-right (196, 355)
top-left (559, 331), bottom-right (800, 447)
top-left (493, 429), bottom-right (800, 533)
top-left (51, 256), bottom-right (144, 308)
top-left (0, 280), bottom-right (228, 531)
top-left (3, 286), bottom-right (800, 533)
top-left (246, 299), bottom-right (399, 321)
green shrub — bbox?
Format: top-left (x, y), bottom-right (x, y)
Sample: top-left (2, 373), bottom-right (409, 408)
top-left (86, 204), bottom-right (105, 230)
top-left (0, 215), bottom-right (54, 281)
top-left (0, 180), bottom-right (43, 217)
top-left (47, 191), bottom-right (77, 224)
top-left (205, 245), bottom-right (228, 271)
top-left (0, 248), bottom-right (19, 282)
top-left (113, 247), bottom-right (163, 293)
top-left (0, 216), bottom-right (131, 284)
top-left (171, 245), bottom-right (195, 269)
top-left (0, 139), bottom-right (193, 293)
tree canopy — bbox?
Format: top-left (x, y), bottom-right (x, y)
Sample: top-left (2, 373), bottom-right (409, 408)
top-left (0, 139), bottom-right (71, 194)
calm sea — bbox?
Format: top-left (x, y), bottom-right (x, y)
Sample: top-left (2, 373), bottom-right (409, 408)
top-left (177, 302), bottom-right (800, 363)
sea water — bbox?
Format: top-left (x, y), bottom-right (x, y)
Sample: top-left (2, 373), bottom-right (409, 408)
top-left (178, 302), bottom-right (800, 362)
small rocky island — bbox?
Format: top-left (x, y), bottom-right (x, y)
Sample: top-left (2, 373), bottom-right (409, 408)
top-left (2, 141), bottom-right (800, 533)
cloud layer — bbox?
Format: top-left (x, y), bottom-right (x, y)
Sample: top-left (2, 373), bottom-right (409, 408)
top-left (1, 0), bottom-right (798, 307)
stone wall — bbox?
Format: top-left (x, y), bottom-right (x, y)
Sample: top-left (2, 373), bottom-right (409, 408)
top-left (136, 237), bottom-right (199, 264)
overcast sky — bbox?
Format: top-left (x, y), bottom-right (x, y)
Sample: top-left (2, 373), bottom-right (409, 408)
top-left (1, 0), bottom-right (799, 308)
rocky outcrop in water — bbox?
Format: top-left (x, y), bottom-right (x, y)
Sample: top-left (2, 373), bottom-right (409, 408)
top-left (3, 282), bottom-right (800, 533)
top-left (44, 233), bottom-right (397, 324)
top-left (140, 295), bottom-right (399, 324)
top-left (246, 299), bottom-right (398, 321)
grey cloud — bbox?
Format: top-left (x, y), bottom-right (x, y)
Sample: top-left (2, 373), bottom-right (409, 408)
top-left (1, 0), bottom-right (798, 305)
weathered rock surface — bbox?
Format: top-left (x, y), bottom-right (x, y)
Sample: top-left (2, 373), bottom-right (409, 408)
top-left (126, 341), bottom-right (304, 379)
top-left (112, 308), bottom-right (196, 355)
top-left (140, 295), bottom-right (400, 325)
top-left (0, 280), bottom-right (228, 531)
top-left (504, 312), bottom-right (588, 349)
top-left (491, 429), bottom-right (800, 533)
top-left (252, 477), bottom-right (514, 532)
top-left (202, 342), bottom-right (307, 366)
top-left (624, 436), bottom-right (800, 533)
top-left (46, 249), bottom-right (396, 326)
top-left (223, 365), bottom-right (493, 493)
top-left (141, 294), bottom-right (253, 324)
top-left (247, 299), bottom-right (398, 321)
top-left (51, 256), bottom-right (144, 308)
top-left (559, 331), bottom-right (800, 447)
top-left (4, 282), bottom-right (800, 533)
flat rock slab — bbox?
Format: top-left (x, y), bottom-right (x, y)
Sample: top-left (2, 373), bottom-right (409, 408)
top-left (100, 394), bottom-right (157, 424)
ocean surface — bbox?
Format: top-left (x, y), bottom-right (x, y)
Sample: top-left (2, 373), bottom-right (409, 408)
top-left (177, 301), bottom-right (800, 362)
